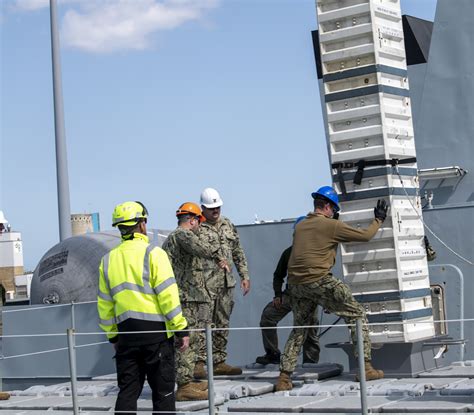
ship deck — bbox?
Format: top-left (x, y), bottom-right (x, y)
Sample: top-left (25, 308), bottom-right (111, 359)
top-left (1, 362), bottom-right (473, 414)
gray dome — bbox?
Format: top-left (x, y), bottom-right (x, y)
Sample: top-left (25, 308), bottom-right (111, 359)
top-left (30, 232), bottom-right (121, 304)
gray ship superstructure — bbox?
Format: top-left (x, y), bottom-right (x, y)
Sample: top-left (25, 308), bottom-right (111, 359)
top-left (0, 0), bottom-right (473, 413)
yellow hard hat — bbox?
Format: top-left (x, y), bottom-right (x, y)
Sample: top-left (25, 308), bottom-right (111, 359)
top-left (112, 201), bottom-right (148, 227)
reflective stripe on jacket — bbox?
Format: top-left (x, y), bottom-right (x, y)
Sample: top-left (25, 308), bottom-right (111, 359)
top-left (97, 233), bottom-right (187, 341)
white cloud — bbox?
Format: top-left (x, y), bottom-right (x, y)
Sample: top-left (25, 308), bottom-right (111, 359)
top-left (13, 0), bottom-right (218, 53)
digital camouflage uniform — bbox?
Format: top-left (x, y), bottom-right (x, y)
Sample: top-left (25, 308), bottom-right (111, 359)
top-left (280, 275), bottom-right (370, 373)
top-left (280, 213), bottom-right (381, 374)
top-left (197, 216), bottom-right (249, 364)
top-left (162, 227), bottom-right (220, 386)
top-left (260, 246), bottom-right (320, 362)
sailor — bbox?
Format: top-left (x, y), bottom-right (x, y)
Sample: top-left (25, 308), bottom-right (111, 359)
top-left (162, 202), bottom-right (229, 401)
top-left (97, 201), bottom-right (189, 415)
top-left (194, 188), bottom-right (250, 377)
top-left (255, 216), bottom-right (320, 366)
top-left (276, 186), bottom-right (387, 391)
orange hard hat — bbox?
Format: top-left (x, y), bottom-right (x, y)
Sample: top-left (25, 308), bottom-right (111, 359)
top-left (176, 202), bottom-right (204, 222)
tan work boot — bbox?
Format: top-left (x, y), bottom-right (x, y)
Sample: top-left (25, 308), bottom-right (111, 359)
top-left (213, 361), bottom-right (242, 376)
top-left (176, 383), bottom-right (209, 401)
top-left (192, 381), bottom-right (208, 391)
top-left (275, 371), bottom-right (293, 391)
top-left (356, 361), bottom-right (384, 381)
top-left (0, 392), bottom-right (10, 400)
top-left (194, 361), bottom-right (207, 379)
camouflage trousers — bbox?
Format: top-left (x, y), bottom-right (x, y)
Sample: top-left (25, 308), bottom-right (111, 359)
top-left (176, 302), bottom-right (212, 386)
top-left (260, 292), bottom-right (320, 362)
top-left (280, 275), bottom-right (371, 373)
top-left (196, 287), bottom-right (235, 365)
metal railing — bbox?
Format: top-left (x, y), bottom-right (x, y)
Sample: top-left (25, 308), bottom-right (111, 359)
top-left (1, 317), bottom-right (473, 415)
top-left (65, 321), bottom-right (369, 415)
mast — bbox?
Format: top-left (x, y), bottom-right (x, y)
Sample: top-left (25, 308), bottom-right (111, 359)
top-left (49, 0), bottom-right (72, 241)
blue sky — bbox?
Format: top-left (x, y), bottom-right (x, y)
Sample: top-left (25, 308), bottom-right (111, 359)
top-left (1, 0), bottom-right (437, 270)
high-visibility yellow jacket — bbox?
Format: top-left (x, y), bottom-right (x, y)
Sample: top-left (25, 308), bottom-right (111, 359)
top-left (97, 233), bottom-right (187, 345)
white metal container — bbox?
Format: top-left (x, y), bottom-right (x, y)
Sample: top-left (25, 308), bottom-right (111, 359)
top-left (316, 0), bottom-right (435, 342)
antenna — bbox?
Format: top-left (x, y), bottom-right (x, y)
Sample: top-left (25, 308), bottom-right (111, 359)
top-left (49, 0), bottom-right (72, 241)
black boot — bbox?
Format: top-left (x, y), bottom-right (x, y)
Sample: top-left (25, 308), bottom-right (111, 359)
top-left (255, 352), bottom-right (281, 365)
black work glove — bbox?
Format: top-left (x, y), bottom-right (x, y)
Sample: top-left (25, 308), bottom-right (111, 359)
top-left (424, 236), bottom-right (437, 261)
top-left (374, 199), bottom-right (388, 222)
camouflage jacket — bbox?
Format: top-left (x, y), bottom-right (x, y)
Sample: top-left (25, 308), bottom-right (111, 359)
top-left (198, 216), bottom-right (249, 292)
top-left (163, 227), bottom-right (220, 303)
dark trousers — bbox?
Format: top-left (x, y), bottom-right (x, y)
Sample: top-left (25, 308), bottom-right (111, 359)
top-left (115, 338), bottom-right (175, 415)
top-left (260, 292), bottom-right (320, 363)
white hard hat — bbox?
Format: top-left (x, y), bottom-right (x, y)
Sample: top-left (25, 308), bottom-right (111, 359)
top-left (0, 211), bottom-right (7, 225)
top-left (200, 188), bottom-right (223, 208)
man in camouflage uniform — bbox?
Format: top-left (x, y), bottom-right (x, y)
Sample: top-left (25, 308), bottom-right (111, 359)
top-left (255, 215), bottom-right (320, 366)
top-left (163, 202), bottom-right (229, 401)
top-left (195, 188), bottom-right (250, 377)
top-left (256, 244), bottom-right (320, 365)
top-left (276, 186), bottom-right (387, 391)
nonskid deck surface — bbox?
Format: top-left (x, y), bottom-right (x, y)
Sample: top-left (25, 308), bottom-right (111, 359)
top-left (1, 362), bottom-right (473, 413)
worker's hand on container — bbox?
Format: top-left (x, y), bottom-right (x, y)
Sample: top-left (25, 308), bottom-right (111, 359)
top-left (241, 279), bottom-right (250, 296)
top-left (374, 199), bottom-right (388, 222)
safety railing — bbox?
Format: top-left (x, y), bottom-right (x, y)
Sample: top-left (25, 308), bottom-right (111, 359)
top-left (1, 318), bottom-right (473, 415)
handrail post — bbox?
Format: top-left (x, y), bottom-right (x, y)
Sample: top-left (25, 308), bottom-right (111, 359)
top-left (356, 319), bottom-right (368, 415)
top-left (70, 301), bottom-right (75, 330)
top-left (67, 328), bottom-right (79, 415)
top-left (206, 324), bottom-right (215, 415)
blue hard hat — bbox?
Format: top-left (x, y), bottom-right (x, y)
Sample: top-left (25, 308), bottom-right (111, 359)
top-left (311, 186), bottom-right (340, 212)
top-left (293, 215), bottom-right (307, 229)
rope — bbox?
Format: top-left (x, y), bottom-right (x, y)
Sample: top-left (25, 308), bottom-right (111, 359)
top-left (394, 165), bottom-right (473, 265)
top-left (3, 299), bottom-right (98, 314)
top-left (3, 303), bottom-right (72, 313)
top-left (1, 318), bottom-right (472, 359)
top-left (73, 317), bottom-right (474, 336)
top-left (74, 327), bottom-right (207, 336)
top-left (1, 340), bottom-right (109, 360)
top-left (0, 333), bottom-right (66, 338)
top-left (1, 316), bottom-right (472, 340)
top-left (75, 341), bottom-right (109, 349)
top-left (320, 317), bottom-right (342, 337)
top-left (1, 346), bottom-right (69, 360)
